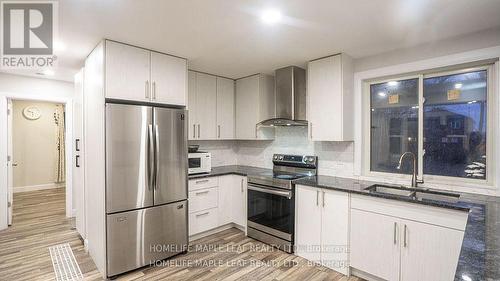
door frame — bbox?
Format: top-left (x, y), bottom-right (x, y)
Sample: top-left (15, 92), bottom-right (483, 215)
top-left (0, 91), bottom-right (74, 230)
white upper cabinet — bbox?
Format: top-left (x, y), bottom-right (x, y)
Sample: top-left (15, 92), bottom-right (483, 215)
top-left (195, 73), bottom-right (217, 139)
top-left (105, 40), bottom-right (187, 106)
top-left (307, 54), bottom-right (353, 141)
top-left (105, 41), bottom-right (150, 102)
top-left (150, 51), bottom-right (187, 106)
top-left (216, 77), bottom-right (235, 139)
top-left (235, 74), bottom-right (275, 140)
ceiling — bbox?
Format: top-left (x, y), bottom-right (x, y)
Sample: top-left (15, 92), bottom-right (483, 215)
top-left (3, 0), bottom-right (500, 82)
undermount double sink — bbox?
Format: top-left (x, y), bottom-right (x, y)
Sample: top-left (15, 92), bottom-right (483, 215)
top-left (365, 184), bottom-right (460, 203)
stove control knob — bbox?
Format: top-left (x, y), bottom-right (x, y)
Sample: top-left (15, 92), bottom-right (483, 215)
top-left (274, 155), bottom-right (278, 160)
top-left (278, 155), bottom-right (283, 160)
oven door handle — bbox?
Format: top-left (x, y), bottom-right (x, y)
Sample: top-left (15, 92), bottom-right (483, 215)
top-left (248, 184), bottom-right (292, 199)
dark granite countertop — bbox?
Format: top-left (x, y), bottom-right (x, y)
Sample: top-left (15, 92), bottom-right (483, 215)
top-left (189, 165), bottom-right (500, 280)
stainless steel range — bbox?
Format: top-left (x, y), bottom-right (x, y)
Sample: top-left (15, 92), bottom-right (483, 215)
top-left (247, 154), bottom-right (318, 253)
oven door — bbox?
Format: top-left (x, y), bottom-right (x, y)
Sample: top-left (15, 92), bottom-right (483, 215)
top-left (247, 183), bottom-right (294, 241)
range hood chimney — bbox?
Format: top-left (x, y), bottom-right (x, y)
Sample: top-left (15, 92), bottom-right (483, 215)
top-left (257, 66), bottom-right (307, 127)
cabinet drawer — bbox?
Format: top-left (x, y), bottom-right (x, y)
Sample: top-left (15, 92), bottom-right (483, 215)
top-left (189, 177), bottom-right (218, 191)
top-left (189, 207), bottom-right (218, 236)
top-left (189, 187), bottom-right (218, 213)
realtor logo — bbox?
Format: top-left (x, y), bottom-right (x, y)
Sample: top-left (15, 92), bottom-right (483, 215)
top-left (1, 1), bottom-right (58, 69)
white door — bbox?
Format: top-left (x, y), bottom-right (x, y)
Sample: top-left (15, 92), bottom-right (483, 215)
top-left (232, 176), bottom-right (246, 227)
top-left (295, 185), bottom-right (322, 263)
top-left (151, 52), bottom-right (187, 106)
top-left (105, 41), bottom-right (151, 102)
top-left (321, 190), bottom-right (349, 275)
top-left (216, 77), bottom-right (235, 139)
top-left (188, 71), bottom-right (197, 140)
top-left (400, 220), bottom-right (464, 281)
top-left (217, 176), bottom-right (233, 226)
top-left (350, 209), bottom-right (400, 281)
top-left (74, 70), bottom-right (86, 238)
top-left (6, 98), bottom-right (13, 225)
top-left (235, 75), bottom-right (259, 139)
top-left (307, 55), bottom-right (342, 141)
top-left (195, 73), bottom-right (217, 140)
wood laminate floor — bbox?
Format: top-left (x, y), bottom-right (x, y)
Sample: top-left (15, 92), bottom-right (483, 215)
top-left (0, 188), bottom-right (363, 281)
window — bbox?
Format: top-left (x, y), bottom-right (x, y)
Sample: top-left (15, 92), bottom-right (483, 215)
top-left (367, 65), bottom-right (493, 183)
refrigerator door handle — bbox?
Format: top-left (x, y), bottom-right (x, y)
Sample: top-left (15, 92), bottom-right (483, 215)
top-left (148, 125), bottom-right (154, 190)
top-left (154, 124), bottom-right (160, 190)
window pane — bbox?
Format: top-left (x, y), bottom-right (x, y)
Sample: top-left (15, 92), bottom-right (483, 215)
top-left (423, 70), bottom-right (487, 179)
top-left (370, 78), bottom-right (419, 174)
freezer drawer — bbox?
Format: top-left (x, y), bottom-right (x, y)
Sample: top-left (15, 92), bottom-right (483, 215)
top-left (106, 201), bottom-right (188, 277)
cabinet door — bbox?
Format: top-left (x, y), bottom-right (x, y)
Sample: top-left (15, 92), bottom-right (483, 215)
top-left (105, 41), bottom-right (150, 101)
top-left (321, 190), bottom-right (349, 275)
top-left (295, 185), bottom-right (322, 263)
top-left (151, 52), bottom-right (187, 106)
top-left (400, 220), bottom-right (464, 281)
top-left (232, 176), bottom-right (247, 227)
top-left (216, 77), bottom-right (235, 139)
top-left (235, 75), bottom-right (259, 139)
top-left (350, 209), bottom-right (400, 281)
top-left (307, 55), bottom-right (342, 141)
top-left (188, 71), bottom-right (197, 140)
top-left (217, 176), bottom-right (233, 226)
top-left (196, 73), bottom-right (217, 140)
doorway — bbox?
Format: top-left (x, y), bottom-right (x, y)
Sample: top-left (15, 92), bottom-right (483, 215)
top-left (6, 99), bottom-right (67, 226)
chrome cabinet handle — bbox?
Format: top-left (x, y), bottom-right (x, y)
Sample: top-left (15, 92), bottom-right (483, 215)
top-left (145, 80), bottom-right (150, 99)
top-left (404, 224), bottom-right (408, 247)
top-left (310, 123), bottom-right (313, 139)
top-left (154, 125), bottom-right (160, 190)
top-left (195, 190), bottom-right (209, 195)
top-left (322, 191), bottom-right (325, 207)
top-left (218, 125), bottom-right (221, 138)
top-left (394, 222), bottom-right (397, 245)
top-left (196, 212), bottom-right (210, 217)
top-left (316, 190), bottom-right (319, 206)
top-left (193, 124), bottom-right (196, 139)
top-left (12, 162), bottom-right (18, 167)
top-left (241, 179), bottom-right (244, 192)
top-left (75, 156), bottom-right (80, 168)
top-left (152, 81), bottom-right (156, 100)
top-left (198, 124), bottom-right (200, 139)
top-left (195, 179), bottom-right (209, 184)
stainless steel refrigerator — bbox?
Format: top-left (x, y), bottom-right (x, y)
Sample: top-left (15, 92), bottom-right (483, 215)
top-left (105, 103), bottom-right (188, 277)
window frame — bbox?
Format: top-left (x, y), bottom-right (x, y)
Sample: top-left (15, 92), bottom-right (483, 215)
top-left (363, 64), bottom-right (496, 189)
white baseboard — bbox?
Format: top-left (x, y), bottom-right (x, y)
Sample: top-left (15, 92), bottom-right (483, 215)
top-left (14, 183), bottom-right (65, 193)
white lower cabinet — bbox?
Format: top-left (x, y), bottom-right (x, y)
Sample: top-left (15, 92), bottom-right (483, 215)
top-left (218, 175), bottom-right (247, 227)
top-left (350, 195), bottom-right (467, 281)
top-left (295, 185), bottom-right (349, 275)
top-left (189, 175), bottom-right (247, 237)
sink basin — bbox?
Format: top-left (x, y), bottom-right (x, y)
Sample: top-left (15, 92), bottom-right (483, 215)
top-left (365, 184), bottom-right (460, 203)
top-left (365, 184), bottom-right (414, 197)
top-left (414, 190), bottom-right (460, 203)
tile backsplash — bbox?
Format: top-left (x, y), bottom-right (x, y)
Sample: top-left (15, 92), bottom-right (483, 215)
top-left (190, 127), bottom-right (355, 177)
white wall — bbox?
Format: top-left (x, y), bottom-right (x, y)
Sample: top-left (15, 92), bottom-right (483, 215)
top-left (12, 100), bottom-right (64, 190)
top-left (0, 73), bottom-right (74, 99)
top-left (354, 27), bottom-right (500, 72)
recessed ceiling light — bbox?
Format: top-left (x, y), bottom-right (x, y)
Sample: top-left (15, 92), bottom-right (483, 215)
top-left (388, 81), bottom-right (398, 86)
top-left (261, 9), bottom-right (282, 24)
top-left (43, 69), bottom-right (55, 76)
top-left (454, 83), bottom-right (463, 89)
top-left (378, 92), bottom-right (386, 97)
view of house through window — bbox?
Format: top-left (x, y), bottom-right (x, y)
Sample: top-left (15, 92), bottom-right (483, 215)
top-left (369, 66), bottom-right (490, 181)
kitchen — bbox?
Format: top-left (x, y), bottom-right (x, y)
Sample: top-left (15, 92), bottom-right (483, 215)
top-left (0, 1), bottom-right (500, 281)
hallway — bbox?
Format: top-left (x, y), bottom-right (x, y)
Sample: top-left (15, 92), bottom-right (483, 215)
top-left (0, 188), bottom-right (100, 280)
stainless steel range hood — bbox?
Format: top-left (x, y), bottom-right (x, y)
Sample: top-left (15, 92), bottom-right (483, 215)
top-left (257, 66), bottom-right (307, 127)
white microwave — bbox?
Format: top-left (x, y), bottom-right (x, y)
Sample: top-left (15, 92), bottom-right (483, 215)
top-left (188, 152), bottom-right (211, 175)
